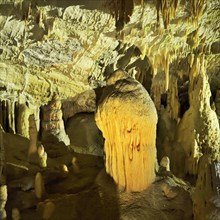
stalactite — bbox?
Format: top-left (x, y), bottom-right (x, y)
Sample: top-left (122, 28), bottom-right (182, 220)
top-left (166, 74), bottom-right (180, 121)
top-left (151, 72), bottom-right (166, 110)
top-left (191, 0), bottom-right (206, 20)
top-left (0, 125), bottom-right (6, 186)
top-left (8, 100), bottom-right (16, 134)
top-left (2, 101), bottom-right (8, 132)
top-left (165, 52), bottom-right (170, 91)
top-left (109, 0), bottom-right (134, 30)
top-left (156, 0), bottom-right (179, 29)
top-left (34, 107), bottom-right (40, 132)
top-left (156, 0), bottom-right (205, 28)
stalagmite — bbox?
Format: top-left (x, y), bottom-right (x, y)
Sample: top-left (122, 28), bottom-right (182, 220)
top-left (7, 100), bottom-right (16, 134)
top-left (35, 172), bottom-right (45, 199)
top-left (42, 94), bottom-right (70, 146)
top-left (160, 156), bottom-right (170, 171)
top-left (193, 157), bottom-right (220, 220)
top-left (96, 70), bottom-right (158, 192)
top-left (37, 145), bottom-right (47, 168)
top-left (176, 55), bottom-right (220, 177)
top-left (28, 114), bottom-right (38, 162)
top-left (0, 185), bottom-right (7, 220)
top-left (12, 208), bottom-right (21, 220)
top-left (166, 74), bottom-right (180, 121)
top-left (17, 103), bottom-right (31, 138)
top-left (42, 201), bottom-right (55, 220)
top-left (59, 164), bottom-right (69, 175)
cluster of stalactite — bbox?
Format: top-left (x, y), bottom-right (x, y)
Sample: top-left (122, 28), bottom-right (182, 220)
top-left (108, 0), bottom-right (134, 30)
top-left (190, 0), bottom-right (206, 20)
top-left (0, 99), bottom-right (40, 139)
top-left (0, 100), bottom-right (17, 134)
top-left (156, 0), bottom-right (178, 29)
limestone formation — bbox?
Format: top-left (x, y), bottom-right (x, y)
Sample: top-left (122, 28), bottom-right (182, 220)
top-left (41, 95), bottom-right (70, 146)
top-left (11, 208), bottom-right (21, 220)
top-left (215, 89), bottom-right (220, 123)
top-left (0, 100), bottom-right (16, 134)
top-left (0, 0), bottom-right (219, 219)
top-left (160, 156), bottom-right (170, 172)
top-left (175, 55), bottom-right (220, 177)
top-left (42, 201), bottom-right (55, 220)
top-left (35, 172), bottom-right (45, 199)
top-left (166, 74), bottom-right (180, 122)
top-left (66, 113), bottom-right (104, 157)
top-left (62, 90), bottom-right (96, 121)
top-left (151, 72), bottom-right (166, 110)
top-left (96, 70), bottom-right (158, 192)
top-left (193, 157), bottom-right (220, 220)
top-left (59, 164), bottom-right (69, 175)
top-left (0, 185), bottom-right (7, 220)
top-left (28, 113), bottom-right (39, 162)
top-left (37, 145), bottom-right (47, 168)
top-left (17, 103), bottom-right (31, 139)
top-left (71, 157), bottom-right (80, 174)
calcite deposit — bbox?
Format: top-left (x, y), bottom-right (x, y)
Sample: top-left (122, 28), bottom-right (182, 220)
top-left (96, 70), bottom-right (158, 192)
top-left (0, 0), bottom-right (220, 219)
top-left (41, 95), bottom-right (70, 146)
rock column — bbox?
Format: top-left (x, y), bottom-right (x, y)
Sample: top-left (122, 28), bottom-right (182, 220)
top-left (41, 95), bottom-right (70, 145)
top-left (96, 70), bottom-right (158, 192)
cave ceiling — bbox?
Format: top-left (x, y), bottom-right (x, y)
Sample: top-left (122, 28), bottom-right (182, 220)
top-left (0, 0), bottom-right (219, 105)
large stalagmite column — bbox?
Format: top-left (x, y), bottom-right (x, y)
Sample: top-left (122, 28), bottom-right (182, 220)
top-left (96, 70), bottom-right (158, 192)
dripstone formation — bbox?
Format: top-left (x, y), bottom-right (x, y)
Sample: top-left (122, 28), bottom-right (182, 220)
top-left (41, 95), bottom-right (70, 146)
top-left (0, 0), bottom-right (220, 219)
top-left (96, 70), bottom-right (158, 192)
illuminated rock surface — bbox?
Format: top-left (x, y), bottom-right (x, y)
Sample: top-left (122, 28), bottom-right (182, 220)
top-left (96, 70), bottom-right (158, 192)
top-left (0, 0), bottom-right (220, 219)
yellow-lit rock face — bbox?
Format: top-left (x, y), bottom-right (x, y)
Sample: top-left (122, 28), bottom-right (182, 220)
top-left (193, 156), bottom-right (220, 220)
top-left (96, 70), bottom-right (158, 192)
